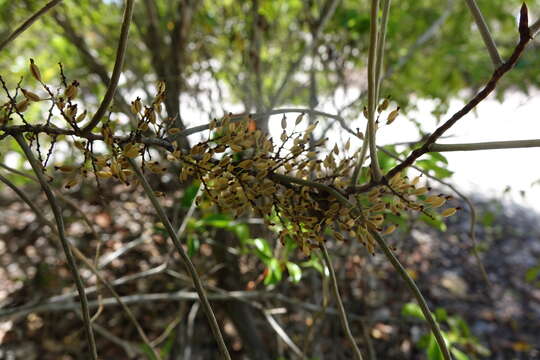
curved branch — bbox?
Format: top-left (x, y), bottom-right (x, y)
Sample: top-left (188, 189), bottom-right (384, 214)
top-left (366, 0), bottom-right (382, 181)
top-left (464, 0), bottom-right (503, 67)
top-left (0, 0), bottom-right (63, 52)
top-left (14, 134), bottom-right (98, 360)
top-left (429, 139), bottom-right (540, 152)
top-left (320, 243), bottom-right (364, 360)
top-left (369, 230), bottom-right (451, 360)
top-left (81, 0), bottom-right (135, 134)
top-left (128, 158), bottom-right (232, 360)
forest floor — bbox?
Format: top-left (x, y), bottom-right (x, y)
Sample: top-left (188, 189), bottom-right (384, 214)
top-left (0, 183), bottom-right (538, 360)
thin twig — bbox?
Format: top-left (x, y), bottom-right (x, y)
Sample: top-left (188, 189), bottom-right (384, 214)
top-left (532, 18), bottom-right (540, 37)
top-left (320, 242), bottom-right (364, 360)
top-left (0, 290), bottom-right (269, 320)
top-left (375, 0), bottom-right (391, 100)
top-left (366, 0), bottom-right (382, 182)
top-left (128, 158), bottom-right (232, 360)
top-left (464, 0), bottom-right (503, 67)
top-left (429, 139), bottom-right (540, 152)
top-left (340, 1), bottom-right (453, 113)
top-left (14, 134), bottom-right (98, 360)
top-left (0, 0), bottom-right (63, 52)
top-left (263, 311), bottom-right (308, 359)
top-left (82, 0), bottom-right (135, 134)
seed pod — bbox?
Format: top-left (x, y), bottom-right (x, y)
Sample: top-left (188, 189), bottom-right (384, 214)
top-left (29, 59), bottom-right (41, 82)
top-left (123, 144), bottom-right (141, 158)
top-left (65, 104), bottom-right (77, 120)
top-left (382, 224), bottom-right (397, 235)
top-left (441, 207), bottom-right (457, 217)
top-left (21, 89), bottom-right (41, 102)
top-left (138, 122), bottom-right (149, 131)
top-left (344, 138), bottom-right (351, 151)
top-left (377, 96), bottom-right (390, 113)
top-left (55, 165), bottom-right (76, 173)
top-left (168, 127), bottom-right (181, 135)
top-left (281, 115), bottom-right (287, 129)
top-left (248, 117), bottom-right (257, 132)
top-left (131, 98), bottom-right (142, 114)
top-left (56, 97), bottom-right (66, 111)
top-left (386, 107), bottom-right (400, 125)
top-left (15, 99), bottom-right (30, 112)
top-left (426, 196), bottom-right (446, 208)
top-left (147, 108), bottom-right (156, 123)
top-left (75, 110), bottom-right (87, 123)
top-left (65, 81), bottom-right (79, 100)
top-left (96, 170), bottom-right (113, 179)
top-left (413, 186), bottom-right (430, 195)
top-left (64, 178), bottom-right (78, 189)
top-left (295, 113), bottom-right (304, 125)
top-left (237, 159), bottom-right (253, 169)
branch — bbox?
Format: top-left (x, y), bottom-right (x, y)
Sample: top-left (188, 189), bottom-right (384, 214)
top-left (0, 124), bottom-right (175, 151)
top-left (0, 0), bottom-right (63, 52)
top-left (320, 243), bottom-right (364, 360)
top-left (376, 147), bottom-right (490, 290)
top-left (81, 0), bottom-right (135, 134)
top-left (464, 0), bottom-right (503, 67)
top-left (273, 171), bottom-right (452, 360)
top-left (349, 6), bottom-right (534, 193)
top-left (128, 158), bottom-right (232, 360)
top-left (0, 290), bottom-right (269, 320)
top-left (369, 230), bottom-right (452, 360)
top-left (532, 18), bottom-right (540, 37)
top-left (263, 311), bottom-right (308, 359)
top-left (429, 139), bottom-right (540, 152)
top-left (14, 134), bottom-right (98, 360)
top-left (339, 0), bottom-right (453, 112)
top-left (375, 0), bottom-right (391, 98)
top-left (366, 0), bottom-right (382, 181)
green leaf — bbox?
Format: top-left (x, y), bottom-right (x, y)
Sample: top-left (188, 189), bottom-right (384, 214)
top-left (429, 152), bottom-right (449, 165)
top-left (181, 183), bottom-right (200, 208)
top-left (435, 308), bottom-right (448, 322)
top-left (286, 262), bottom-right (302, 282)
top-left (416, 159), bottom-right (453, 179)
top-left (525, 265), bottom-right (540, 283)
top-left (301, 253), bottom-right (325, 274)
top-left (232, 223), bottom-right (250, 243)
top-left (139, 343), bottom-right (159, 360)
top-left (451, 347), bottom-right (470, 360)
top-left (401, 302), bottom-right (425, 320)
top-left (264, 258), bottom-right (283, 285)
top-left (250, 237), bottom-right (273, 261)
top-left (201, 213), bottom-right (233, 228)
top-left (420, 213), bottom-right (447, 231)
top-left (187, 235), bottom-right (200, 257)
top-left (427, 334), bottom-right (444, 360)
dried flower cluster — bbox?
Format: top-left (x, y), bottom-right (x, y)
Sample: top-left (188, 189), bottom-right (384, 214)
top-left (1, 60), bottom-right (460, 256)
top-left (173, 111), bottom-right (459, 255)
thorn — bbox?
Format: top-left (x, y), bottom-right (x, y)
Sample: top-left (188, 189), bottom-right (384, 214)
top-left (519, 3), bottom-right (531, 40)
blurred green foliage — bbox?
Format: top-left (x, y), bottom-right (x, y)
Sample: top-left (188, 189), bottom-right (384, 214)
top-left (402, 302), bottom-right (491, 360)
